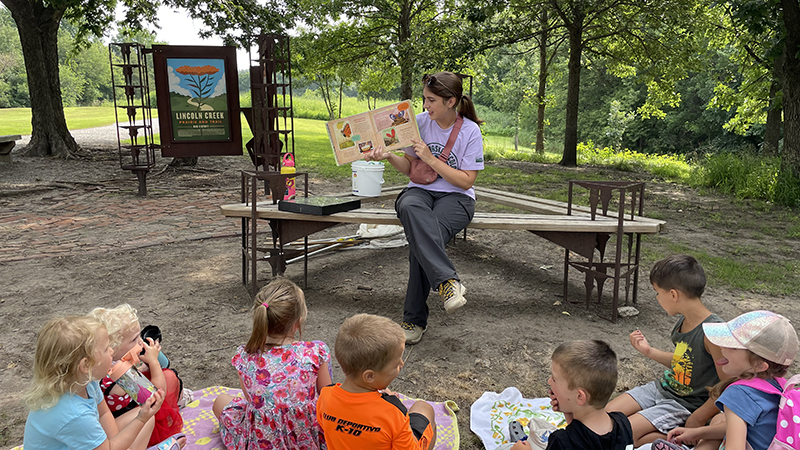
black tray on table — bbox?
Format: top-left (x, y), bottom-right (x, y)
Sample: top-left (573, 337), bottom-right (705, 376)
top-left (278, 196), bottom-right (361, 215)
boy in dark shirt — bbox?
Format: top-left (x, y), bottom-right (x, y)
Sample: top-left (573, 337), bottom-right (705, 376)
top-left (512, 340), bottom-right (634, 450)
top-left (606, 254), bottom-right (727, 446)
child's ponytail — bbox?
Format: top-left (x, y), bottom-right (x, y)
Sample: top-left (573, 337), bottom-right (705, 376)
top-left (245, 277), bottom-right (308, 354)
top-left (25, 316), bottom-right (105, 410)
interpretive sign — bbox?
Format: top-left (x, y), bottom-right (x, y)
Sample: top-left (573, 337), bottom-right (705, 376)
top-left (152, 45), bottom-right (242, 157)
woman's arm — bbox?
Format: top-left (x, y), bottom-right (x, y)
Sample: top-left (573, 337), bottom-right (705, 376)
top-left (365, 147), bottom-right (412, 175)
top-left (410, 138), bottom-right (478, 190)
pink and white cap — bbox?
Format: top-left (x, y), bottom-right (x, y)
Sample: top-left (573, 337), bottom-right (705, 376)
top-left (703, 310), bottom-right (799, 366)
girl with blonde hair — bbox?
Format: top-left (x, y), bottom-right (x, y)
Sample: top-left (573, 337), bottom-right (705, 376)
top-left (88, 304), bottom-right (185, 447)
top-left (23, 315), bottom-right (165, 450)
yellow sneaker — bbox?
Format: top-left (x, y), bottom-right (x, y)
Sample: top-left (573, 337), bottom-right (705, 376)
top-left (401, 322), bottom-right (426, 345)
top-left (439, 279), bottom-right (466, 314)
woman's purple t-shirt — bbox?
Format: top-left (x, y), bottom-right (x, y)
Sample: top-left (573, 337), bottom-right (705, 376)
top-left (404, 112), bottom-right (484, 199)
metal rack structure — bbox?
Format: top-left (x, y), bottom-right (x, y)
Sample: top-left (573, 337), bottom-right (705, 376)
top-left (109, 43), bottom-right (157, 196)
top-left (238, 33), bottom-right (309, 296)
top-left (563, 180), bottom-right (646, 323)
top-left (246, 33), bottom-right (295, 172)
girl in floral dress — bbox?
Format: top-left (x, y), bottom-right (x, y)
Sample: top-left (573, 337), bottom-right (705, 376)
top-left (213, 277), bottom-right (332, 450)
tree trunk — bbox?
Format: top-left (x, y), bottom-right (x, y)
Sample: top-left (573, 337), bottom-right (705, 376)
top-left (560, 22), bottom-right (583, 167)
top-left (535, 9), bottom-right (549, 155)
top-left (398, 0), bottom-right (413, 101)
top-left (763, 54), bottom-right (783, 157)
top-left (781, 0), bottom-right (800, 178)
top-left (4, 0), bottom-right (79, 158)
top-left (338, 77), bottom-right (344, 119)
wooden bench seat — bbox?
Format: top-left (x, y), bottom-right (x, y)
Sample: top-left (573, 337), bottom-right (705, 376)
top-left (219, 203), bottom-right (664, 234)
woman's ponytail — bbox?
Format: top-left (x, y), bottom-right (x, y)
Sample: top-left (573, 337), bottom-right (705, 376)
top-left (422, 71), bottom-right (483, 125)
top-left (458, 94), bottom-right (483, 125)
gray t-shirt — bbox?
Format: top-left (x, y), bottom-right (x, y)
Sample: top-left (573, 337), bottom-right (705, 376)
top-left (655, 313), bottom-right (723, 410)
top-left (404, 112), bottom-right (484, 199)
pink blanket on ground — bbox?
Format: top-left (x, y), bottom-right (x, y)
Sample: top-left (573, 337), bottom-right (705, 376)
top-left (183, 386), bottom-right (461, 449)
top-left (11, 386), bottom-right (460, 450)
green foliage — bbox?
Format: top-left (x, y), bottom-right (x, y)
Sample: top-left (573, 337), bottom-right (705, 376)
top-left (687, 152), bottom-right (800, 207)
top-left (289, 90), bottom-right (398, 121)
top-left (576, 142), bottom-right (695, 183)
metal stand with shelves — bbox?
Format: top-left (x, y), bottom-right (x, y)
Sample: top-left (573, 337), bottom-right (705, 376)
top-left (109, 43), bottom-right (157, 196)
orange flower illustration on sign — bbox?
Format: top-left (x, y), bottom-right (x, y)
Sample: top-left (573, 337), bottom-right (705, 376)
top-left (175, 65), bottom-right (220, 110)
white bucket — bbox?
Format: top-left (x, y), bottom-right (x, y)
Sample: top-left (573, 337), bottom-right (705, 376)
top-left (352, 160), bottom-right (385, 197)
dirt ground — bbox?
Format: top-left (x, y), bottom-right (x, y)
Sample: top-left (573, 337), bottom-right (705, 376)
top-left (1, 146), bottom-right (799, 449)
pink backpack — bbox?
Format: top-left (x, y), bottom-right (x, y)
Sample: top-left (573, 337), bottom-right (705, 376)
top-left (733, 374), bottom-right (800, 450)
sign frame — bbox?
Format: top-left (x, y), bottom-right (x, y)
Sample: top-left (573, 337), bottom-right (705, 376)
top-left (152, 45), bottom-right (242, 157)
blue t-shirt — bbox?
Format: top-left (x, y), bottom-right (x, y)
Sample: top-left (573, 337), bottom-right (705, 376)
top-left (23, 380), bottom-right (108, 450)
top-left (404, 112), bottom-right (484, 199)
top-left (716, 381), bottom-right (781, 450)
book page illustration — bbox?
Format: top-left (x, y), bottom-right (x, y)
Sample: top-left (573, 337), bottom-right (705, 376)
top-left (327, 100), bottom-right (419, 165)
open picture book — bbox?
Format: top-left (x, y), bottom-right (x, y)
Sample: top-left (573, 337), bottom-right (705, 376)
top-left (326, 100), bottom-right (421, 165)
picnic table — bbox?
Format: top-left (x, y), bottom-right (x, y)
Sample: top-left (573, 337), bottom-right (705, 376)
top-left (220, 179), bottom-right (666, 322)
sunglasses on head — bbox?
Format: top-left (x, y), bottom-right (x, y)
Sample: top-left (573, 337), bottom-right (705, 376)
top-left (422, 73), bottom-right (455, 97)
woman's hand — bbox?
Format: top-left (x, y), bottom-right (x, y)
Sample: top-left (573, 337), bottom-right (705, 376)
top-left (365, 145), bottom-right (390, 161)
top-left (410, 139), bottom-right (434, 163)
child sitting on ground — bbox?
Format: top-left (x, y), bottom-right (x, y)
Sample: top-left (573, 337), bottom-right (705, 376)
top-left (317, 313), bottom-right (437, 450)
top-left (512, 340), bottom-right (633, 450)
top-left (23, 316), bottom-right (172, 450)
top-left (212, 277), bottom-right (332, 450)
top-left (89, 304), bottom-right (185, 446)
top-left (652, 310), bottom-right (799, 450)
top-left (606, 254), bottom-right (727, 446)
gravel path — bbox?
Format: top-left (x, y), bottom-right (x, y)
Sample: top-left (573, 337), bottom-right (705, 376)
top-left (18, 122), bottom-right (162, 147)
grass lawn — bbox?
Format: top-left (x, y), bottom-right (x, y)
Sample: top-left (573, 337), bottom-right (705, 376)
top-left (0, 107), bottom-right (158, 135)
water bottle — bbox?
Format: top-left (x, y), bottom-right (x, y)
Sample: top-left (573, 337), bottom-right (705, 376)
top-left (281, 153), bottom-right (296, 200)
top-left (108, 347), bottom-right (158, 405)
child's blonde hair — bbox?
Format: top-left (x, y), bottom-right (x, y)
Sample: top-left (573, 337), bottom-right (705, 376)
top-left (24, 316), bottom-right (105, 410)
top-left (88, 304), bottom-right (139, 351)
top-left (334, 314), bottom-right (404, 378)
top-left (245, 277), bottom-right (307, 354)
top-left (551, 340), bottom-right (618, 408)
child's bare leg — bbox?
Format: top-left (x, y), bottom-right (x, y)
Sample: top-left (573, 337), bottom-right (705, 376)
top-left (693, 413), bottom-right (725, 450)
top-left (409, 401), bottom-right (436, 450)
top-left (213, 394), bottom-right (235, 419)
top-left (605, 393), bottom-right (641, 416)
top-left (116, 407), bottom-right (155, 450)
top-left (628, 412), bottom-right (661, 447)
top-left (639, 431), bottom-right (668, 445)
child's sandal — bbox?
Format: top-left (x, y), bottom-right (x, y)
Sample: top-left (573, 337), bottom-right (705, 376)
top-left (652, 438), bottom-right (689, 450)
top-left (147, 433), bottom-right (186, 450)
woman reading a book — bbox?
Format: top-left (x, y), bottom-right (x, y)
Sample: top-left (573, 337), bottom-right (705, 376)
top-left (366, 71), bottom-right (484, 345)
